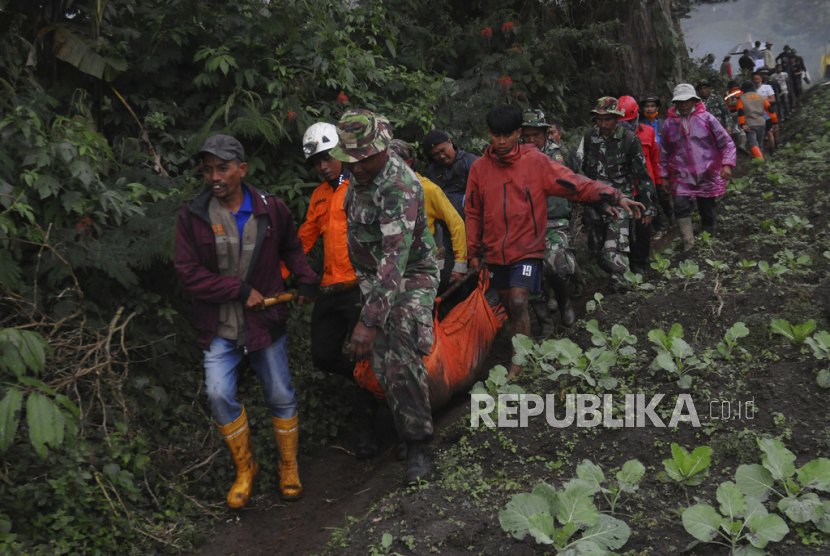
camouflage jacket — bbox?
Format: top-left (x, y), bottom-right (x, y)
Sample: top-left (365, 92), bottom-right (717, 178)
top-left (539, 140), bottom-right (573, 222)
top-left (581, 125), bottom-right (656, 214)
top-left (703, 94), bottom-right (731, 130)
top-left (345, 152), bottom-right (439, 329)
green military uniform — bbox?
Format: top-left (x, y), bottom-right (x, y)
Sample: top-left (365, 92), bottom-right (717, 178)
top-left (702, 94), bottom-right (731, 131)
top-left (331, 110), bottom-right (439, 442)
top-left (581, 97), bottom-right (657, 290)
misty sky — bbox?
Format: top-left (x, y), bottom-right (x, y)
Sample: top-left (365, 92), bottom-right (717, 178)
top-left (681, 0), bottom-right (829, 79)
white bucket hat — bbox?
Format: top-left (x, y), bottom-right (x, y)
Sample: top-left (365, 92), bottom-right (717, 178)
top-left (672, 83), bottom-right (700, 102)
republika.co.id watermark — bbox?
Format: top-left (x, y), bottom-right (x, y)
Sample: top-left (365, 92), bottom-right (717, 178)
top-left (470, 393), bottom-right (756, 429)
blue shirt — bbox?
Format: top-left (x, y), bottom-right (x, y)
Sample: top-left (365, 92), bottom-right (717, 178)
top-left (232, 187), bottom-right (253, 247)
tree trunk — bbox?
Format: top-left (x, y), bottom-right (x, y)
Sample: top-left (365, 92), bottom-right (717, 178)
top-left (616, 0), bottom-right (686, 103)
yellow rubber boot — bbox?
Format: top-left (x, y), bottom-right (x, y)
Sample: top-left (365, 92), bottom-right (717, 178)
top-left (273, 414), bottom-right (303, 501)
top-left (217, 407), bottom-right (259, 508)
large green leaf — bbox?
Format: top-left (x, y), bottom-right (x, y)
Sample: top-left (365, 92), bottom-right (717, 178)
top-left (717, 481), bottom-right (747, 519)
top-left (759, 438), bottom-right (796, 480)
top-left (26, 393), bottom-right (65, 458)
top-left (559, 540), bottom-right (606, 556)
top-left (47, 25), bottom-right (128, 82)
top-left (815, 500), bottom-right (830, 533)
top-left (735, 464), bottom-right (774, 501)
top-left (746, 512), bottom-right (789, 547)
top-left (576, 460), bottom-right (605, 495)
top-left (682, 504), bottom-right (723, 542)
top-left (770, 319), bottom-right (795, 342)
top-left (557, 480), bottom-right (598, 527)
top-left (555, 338), bottom-right (584, 367)
top-left (778, 493), bottom-right (823, 523)
top-left (796, 458), bottom-right (830, 492)
top-left (0, 389), bottom-right (24, 453)
top-left (511, 334), bottom-right (534, 366)
top-left (577, 514), bottom-right (630, 550)
top-left (531, 483), bottom-right (560, 516)
top-left (733, 545), bottom-right (766, 556)
top-left (499, 493), bottom-right (551, 541)
top-left (616, 459), bottom-right (645, 493)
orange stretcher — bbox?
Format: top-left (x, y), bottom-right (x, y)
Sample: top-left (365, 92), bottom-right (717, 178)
top-left (353, 271), bottom-right (507, 410)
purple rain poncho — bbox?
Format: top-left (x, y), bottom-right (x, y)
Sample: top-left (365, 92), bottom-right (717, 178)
top-left (659, 102), bottom-right (737, 198)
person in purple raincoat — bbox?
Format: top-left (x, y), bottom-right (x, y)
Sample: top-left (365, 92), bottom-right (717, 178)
top-left (659, 83), bottom-right (736, 251)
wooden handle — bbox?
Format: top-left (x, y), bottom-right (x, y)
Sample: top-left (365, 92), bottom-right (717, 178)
top-left (435, 268), bottom-right (478, 303)
top-left (263, 292), bottom-right (296, 306)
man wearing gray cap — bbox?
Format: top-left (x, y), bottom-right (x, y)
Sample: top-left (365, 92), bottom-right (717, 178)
top-left (174, 134), bottom-right (318, 507)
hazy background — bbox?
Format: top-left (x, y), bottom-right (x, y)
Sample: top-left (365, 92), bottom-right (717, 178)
top-left (681, 0), bottom-right (829, 80)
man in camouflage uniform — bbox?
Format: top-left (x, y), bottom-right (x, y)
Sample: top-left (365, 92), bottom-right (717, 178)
top-left (697, 80), bottom-right (732, 134)
top-left (521, 109), bottom-right (577, 331)
top-left (330, 109), bottom-right (439, 484)
top-left (581, 97), bottom-right (657, 291)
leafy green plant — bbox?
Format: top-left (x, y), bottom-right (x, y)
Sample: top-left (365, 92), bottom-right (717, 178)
top-left (759, 219), bottom-right (775, 231)
top-left (576, 459), bottom-right (645, 514)
top-left (471, 366), bottom-right (526, 419)
top-left (675, 260), bottom-right (704, 290)
top-left (0, 329), bottom-right (77, 457)
top-left (585, 320), bottom-right (638, 358)
top-left (659, 443), bottom-right (712, 488)
top-left (735, 439), bottom-right (830, 531)
top-left (705, 259), bottom-right (730, 272)
top-left (368, 533), bottom-right (404, 556)
top-left (700, 231), bottom-right (716, 252)
top-left (770, 319), bottom-right (816, 345)
top-left (762, 191), bottom-right (773, 200)
top-left (512, 335), bottom-right (559, 376)
top-left (776, 249), bottom-right (812, 271)
top-left (499, 479), bottom-right (632, 554)
top-left (738, 259), bottom-right (758, 270)
top-left (717, 322), bottom-right (750, 361)
top-left (650, 252), bottom-right (672, 279)
top-left (769, 225), bottom-right (787, 236)
top-left (683, 481), bottom-right (789, 554)
top-left (622, 270), bottom-right (655, 291)
top-left (546, 339), bottom-right (618, 390)
top-left (585, 292), bottom-right (605, 314)
top-left (648, 325), bottom-right (707, 388)
top-left (757, 261), bottom-right (787, 285)
top-left (784, 215), bottom-right (813, 232)
top-left (805, 331), bottom-right (830, 388)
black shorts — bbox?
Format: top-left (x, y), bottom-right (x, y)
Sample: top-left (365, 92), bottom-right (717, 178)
top-left (488, 259), bottom-right (542, 293)
top-left (765, 119), bottom-right (774, 132)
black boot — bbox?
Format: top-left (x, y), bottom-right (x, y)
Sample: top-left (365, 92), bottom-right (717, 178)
top-left (530, 298), bottom-right (554, 336)
top-left (355, 399), bottom-right (378, 461)
top-left (550, 274), bottom-right (575, 328)
top-left (404, 440), bottom-right (431, 484)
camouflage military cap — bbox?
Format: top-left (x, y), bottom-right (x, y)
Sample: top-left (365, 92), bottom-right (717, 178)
top-left (330, 109), bottom-right (393, 163)
top-left (590, 97), bottom-right (625, 117)
top-left (522, 109), bottom-right (550, 128)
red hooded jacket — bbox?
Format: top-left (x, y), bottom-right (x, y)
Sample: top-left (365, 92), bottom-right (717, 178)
top-left (465, 144), bottom-right (623, 266)
top-left (174, 182), bottom-right (318, 351)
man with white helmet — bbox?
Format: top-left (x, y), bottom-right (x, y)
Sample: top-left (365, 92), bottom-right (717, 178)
top-left (290, 122), bottom-right (380, 459)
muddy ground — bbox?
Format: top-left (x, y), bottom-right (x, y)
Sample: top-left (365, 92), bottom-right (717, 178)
top-left (191, 86), bottom-right (830, 556)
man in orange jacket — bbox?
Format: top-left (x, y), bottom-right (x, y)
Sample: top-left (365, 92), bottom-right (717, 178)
top-left (292, 122), bottom-right (379, 459)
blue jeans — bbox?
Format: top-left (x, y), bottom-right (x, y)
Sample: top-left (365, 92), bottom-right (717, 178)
top-left (204, 335), bottom-right (297, 425)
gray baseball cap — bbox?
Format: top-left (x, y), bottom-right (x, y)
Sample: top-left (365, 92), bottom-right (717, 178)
top-left (197, 134), bottom-right (245, 162)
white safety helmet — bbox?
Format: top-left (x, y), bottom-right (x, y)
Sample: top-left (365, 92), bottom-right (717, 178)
top-left (302, 122), bottom-right (339, 159)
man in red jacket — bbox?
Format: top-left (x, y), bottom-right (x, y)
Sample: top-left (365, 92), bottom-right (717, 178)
top-left (174, 135), bottom-right (318, 507)
top-left (466, 106), bottom-right (644, 378)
